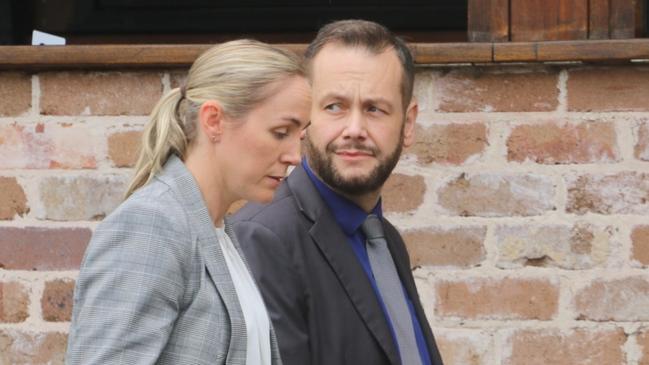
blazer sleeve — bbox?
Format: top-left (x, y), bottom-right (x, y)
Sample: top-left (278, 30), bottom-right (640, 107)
top-left (66, 195), bottom-right (191, 365)
top-left (233, 220), bottom-right (311, 365)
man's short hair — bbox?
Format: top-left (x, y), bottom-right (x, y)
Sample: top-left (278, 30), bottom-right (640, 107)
top-left (304, 19), bottom-right (415, 109)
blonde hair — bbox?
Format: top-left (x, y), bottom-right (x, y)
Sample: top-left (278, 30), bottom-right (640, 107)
top-left (125, 39), bottom-right (305, 198)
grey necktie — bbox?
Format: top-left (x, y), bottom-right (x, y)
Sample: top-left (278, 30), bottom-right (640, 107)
top-left (361, 214), bottom-right (423, 365)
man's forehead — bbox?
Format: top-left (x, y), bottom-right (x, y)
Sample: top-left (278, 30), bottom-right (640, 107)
top-left (311, 46), bottom-right (401, 82)
top-left (311, 42), bottom-right (398, 66)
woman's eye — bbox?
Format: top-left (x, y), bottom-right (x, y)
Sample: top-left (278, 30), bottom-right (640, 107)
top-left (273, 129), bottom-right (289, 139)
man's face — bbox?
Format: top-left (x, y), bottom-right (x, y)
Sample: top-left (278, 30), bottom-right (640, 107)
top-left (304, 43), bottom-right (417, 196)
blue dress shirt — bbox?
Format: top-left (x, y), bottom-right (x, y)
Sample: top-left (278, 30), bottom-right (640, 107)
top-left (302, 159), bottom-right (431, 365)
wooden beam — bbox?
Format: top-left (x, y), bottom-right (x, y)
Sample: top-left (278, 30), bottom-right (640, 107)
top-left (3, 40), bottom-right (649, 69)
top-left (494, 38), bottom-right (649, 62)
top-left (467, 0), bottom-right (510, 42)
top-left (0, 44), bottom-right (307, 69)
top-left (409, 43), bottom-right (492, 64)
top-left (510, 0), bottom-right (588, 41)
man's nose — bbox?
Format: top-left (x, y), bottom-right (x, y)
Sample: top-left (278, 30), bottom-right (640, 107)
top-left (341, 108), bottom-right (367, 139)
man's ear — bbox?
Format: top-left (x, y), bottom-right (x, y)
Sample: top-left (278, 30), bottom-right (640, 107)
top-left (402, 99), bottom-right (418, 148)
top-left (198, 100), bottom-right (225, 143)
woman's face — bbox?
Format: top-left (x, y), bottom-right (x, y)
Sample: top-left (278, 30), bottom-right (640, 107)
top-left (221, 75), bottom-right (311, 203)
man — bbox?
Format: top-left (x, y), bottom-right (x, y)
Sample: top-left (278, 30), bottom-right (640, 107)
top-left (232, 19), bottom-right (444, 365)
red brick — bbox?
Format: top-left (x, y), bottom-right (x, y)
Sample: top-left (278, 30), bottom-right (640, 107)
top-left (503, 328), bottom-right (626, 365)
top-left (382, 173), bottom-right (425, 213)
top-left (0, 330), bottom-right (67, 365)
top-left (635, 122), bottom-right (649, 161)
top-left (639, 329), bottom-right (649, 365)
top-left (40, 71), bottom-right (162, 116)
top-left (507, 121), bottom-right (618, 164)
top-left (495, 223), bottom-right (611, 269)
top-left (574, 276), bottom-right (649, 321)
top-left (632, 226), bottom-right (649, 266)
top-left (403, 226), bottom-right (486, 268)
top-left (568, 66), bottom-right (649, 111)
top-left (0, 72), bottom-right (31, 116)
top-left (438, 173), bottom-right (556, 217)
top-left (108, 130), bottom-right (142, 167)
top-left (41, 279), bottom-right (74, 322)
top-left (567, 173), bottom-right (649, 215)
top-left (413, 71), bottom-right (436, 113)
top-left (0, 177), bottom-right (29, 220)
top-left (0, 282), bottom-right (30, 323)
top-left (0, 227), bottom-right (90, 270)
top-left (436, 277), bottom-right (559, 320)
top-left (408, 123), bottom-right (488, 165)
top-left (38, 175), bottom-right (128, 221)
top-left (0, 122), bottom-right (98, 169)
top-left (435, 330), bottom-right (491, 365)
top-left (437, 68), bottom-right (559, 112)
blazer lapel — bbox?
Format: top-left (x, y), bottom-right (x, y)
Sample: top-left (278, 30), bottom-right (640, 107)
top-left (225, 220), bottom-right (283, 365)
top-left (156, 156), bottom-right (246, 364)
top-left (287, 165), bottom-right (401, 365)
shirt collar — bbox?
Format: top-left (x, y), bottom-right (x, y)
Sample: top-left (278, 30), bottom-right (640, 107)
top-left (302, 159), bottom-right (382, 236)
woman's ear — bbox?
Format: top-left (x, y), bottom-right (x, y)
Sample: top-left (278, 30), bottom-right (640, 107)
top-left (199, 100), bottom-right (225, 143)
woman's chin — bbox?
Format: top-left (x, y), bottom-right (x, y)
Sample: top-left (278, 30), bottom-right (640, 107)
top-left (245, 191), bottom-right (274, 205)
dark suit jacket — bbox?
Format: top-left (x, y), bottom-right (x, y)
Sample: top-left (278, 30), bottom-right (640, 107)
top-left (231, 164), bottom-right (444, 365)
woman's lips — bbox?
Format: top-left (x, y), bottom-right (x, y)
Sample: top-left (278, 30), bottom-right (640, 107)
top-left (266, 175), bottom-right (284, 188)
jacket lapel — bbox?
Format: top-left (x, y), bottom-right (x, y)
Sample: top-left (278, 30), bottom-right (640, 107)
top-left (225, 221), bottom-right (283, 364)
top-left (156, 156), bottom-right (247, 364)
top-left (287, 165), bottom-right (400, 365)
top-left (385, 225), bottom-right (444, 365)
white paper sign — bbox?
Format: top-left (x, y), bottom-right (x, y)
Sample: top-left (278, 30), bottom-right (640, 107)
top-left (32, 30), bottom-right (66, 46)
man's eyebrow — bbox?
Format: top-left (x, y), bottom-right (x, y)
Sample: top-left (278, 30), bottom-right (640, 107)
top-left (364, 97), bottom-right (393, 106)
top-left (319, 92), bottom-right (393, 107)
top-left (318, 92), bottom-right (348, 101)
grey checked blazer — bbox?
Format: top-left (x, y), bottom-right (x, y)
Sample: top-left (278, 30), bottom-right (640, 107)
top-left (66, 155), bottom-right (282, 365)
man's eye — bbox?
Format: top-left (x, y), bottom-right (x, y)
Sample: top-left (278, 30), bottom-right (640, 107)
top-left (367, 106), bottom-right (383, 114)
top-left (324, 103), bottom-right (342, 113)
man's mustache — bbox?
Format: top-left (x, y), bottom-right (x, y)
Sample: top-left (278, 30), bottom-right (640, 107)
top-left (326, 142), bottom-right (379, 156)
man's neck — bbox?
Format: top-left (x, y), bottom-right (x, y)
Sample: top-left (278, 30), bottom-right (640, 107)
top-left (336, 188), bottom-right (381, 214)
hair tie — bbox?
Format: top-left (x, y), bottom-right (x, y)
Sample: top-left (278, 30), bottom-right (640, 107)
top-left (179, 83), bottom-right (187, 99)
top-left (176, 84), bottom-right (187, 120)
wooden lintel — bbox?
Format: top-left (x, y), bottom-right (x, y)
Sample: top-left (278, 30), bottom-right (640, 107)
top-left (2, 40), bottom-right (649, 70)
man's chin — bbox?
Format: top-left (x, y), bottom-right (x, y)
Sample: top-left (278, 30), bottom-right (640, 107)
top-left (335, 172), bottom-right (372, 184)
top-left (331, 160), bottom-right (376, 177)
top-left (327, 171), bottom-right (377, 193)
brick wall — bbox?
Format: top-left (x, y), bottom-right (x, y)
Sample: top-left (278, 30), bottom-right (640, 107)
top-left (1, 64), bottom-right (648, 364)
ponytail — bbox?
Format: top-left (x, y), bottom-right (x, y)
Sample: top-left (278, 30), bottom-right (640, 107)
top-left (124, 88), bottom-right (191, 198)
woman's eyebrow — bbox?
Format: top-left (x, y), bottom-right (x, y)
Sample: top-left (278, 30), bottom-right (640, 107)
top-left (282, 116), bottom-right (310, 129)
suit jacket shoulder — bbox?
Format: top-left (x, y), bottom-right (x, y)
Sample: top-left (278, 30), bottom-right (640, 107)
top-left (232, 164), bottom-right (444, 365)
top-left (67, 156), bottom-right (281, 365)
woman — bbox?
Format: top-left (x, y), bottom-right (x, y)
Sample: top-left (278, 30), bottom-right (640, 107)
top-left (65, 40), bottom-right (310, 364)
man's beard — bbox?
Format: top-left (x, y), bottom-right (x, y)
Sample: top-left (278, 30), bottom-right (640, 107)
top-left (304, 127), bottom-right (404, 196)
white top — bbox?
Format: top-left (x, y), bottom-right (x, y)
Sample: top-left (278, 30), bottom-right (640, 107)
top-left (215, 227), bottom-right (272, 365)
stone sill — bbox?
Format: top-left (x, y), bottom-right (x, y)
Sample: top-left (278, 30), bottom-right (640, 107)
top-left (1, 39), bottom-right (649, 70)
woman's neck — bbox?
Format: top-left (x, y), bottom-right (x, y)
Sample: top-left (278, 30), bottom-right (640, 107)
top-left (184, 150), bottom-right (233, 227)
